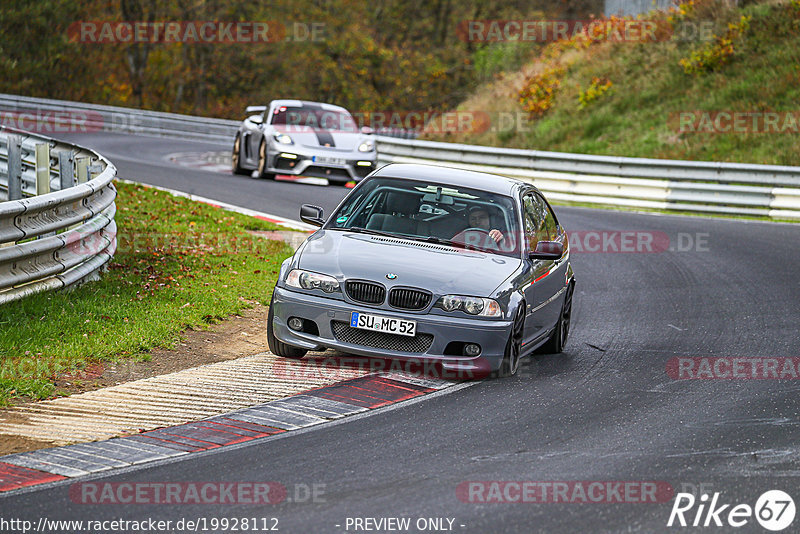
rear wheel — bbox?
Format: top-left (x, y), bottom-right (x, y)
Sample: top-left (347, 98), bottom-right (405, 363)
top-left (231, 135), bottom-right (248, 175)
top-left (538, 282), bottom-right (574, 354)
top-left (257, 139), bottom-right (275, 180)
top-left (267, 295), bottom-right (306, 359)
top-left (495, 306), bottom-right (525, 378)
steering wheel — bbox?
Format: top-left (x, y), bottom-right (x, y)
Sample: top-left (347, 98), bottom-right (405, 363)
top-left (460, 227), bottom-right (502, 250)
top-left (463, 227), bottom-right (492, 236)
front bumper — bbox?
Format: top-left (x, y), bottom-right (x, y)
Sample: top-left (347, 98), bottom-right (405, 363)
top-left (271, 286), bottom-right (512, 375)
top-left (267, 146), bottom-right (376, 182)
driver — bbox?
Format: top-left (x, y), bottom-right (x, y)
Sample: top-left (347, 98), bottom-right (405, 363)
top-left (452, 206), bottom-right (505, 245)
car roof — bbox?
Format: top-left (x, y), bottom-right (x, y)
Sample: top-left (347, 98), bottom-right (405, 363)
top-left (269, 99), bottom-right (349, 113)
top-left (371, 163), bottom-right (531, 196)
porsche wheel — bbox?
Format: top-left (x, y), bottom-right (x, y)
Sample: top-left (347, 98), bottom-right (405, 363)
top-left (232, 135), bottom-right (248, 175)
top-left (257, 139), bottom-right (275, 180)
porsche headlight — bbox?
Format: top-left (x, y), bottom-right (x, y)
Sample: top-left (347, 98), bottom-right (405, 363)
top-left (358, 140), bottom-right (375, 152)
top-left (436, 295), bottom-right (501, 317)
top-left (273, 133), bottom-right (294, 145)
top-left (285, 269), bottom-right (339, 293)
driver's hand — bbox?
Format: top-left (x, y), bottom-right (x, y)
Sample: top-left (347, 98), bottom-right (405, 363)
top-left (489, 229), bottom-right (504, 244)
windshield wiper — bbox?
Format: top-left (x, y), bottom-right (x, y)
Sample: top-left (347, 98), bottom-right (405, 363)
top-left (421, 236), bottom-right (465, 248)
top-left (422, 235), bottom-right (508, 255)
top-left (334, 226), bottom-right (403, 239)
top-left (334, 227), bottom-right (472, 249)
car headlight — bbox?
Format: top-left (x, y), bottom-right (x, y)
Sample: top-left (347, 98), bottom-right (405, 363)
top-left (436, 295), bottom-right (502, 317)
top-left (358, 140), bottom-right (375, 152)
top-left (273, 133), bottom-right (294, 145)
top-left (285, 269), bottom-right (339, 293)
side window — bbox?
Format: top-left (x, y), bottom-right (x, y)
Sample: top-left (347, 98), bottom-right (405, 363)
top-left (522, 193), bottom-right (542, 252)
top-left (535, 193), bottom-right (559, 242)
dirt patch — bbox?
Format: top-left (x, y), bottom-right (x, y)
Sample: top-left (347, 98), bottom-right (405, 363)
top-left (0, 303), bottom-right (271, 455)
top-left (0, 433), bottom-right (52, 456)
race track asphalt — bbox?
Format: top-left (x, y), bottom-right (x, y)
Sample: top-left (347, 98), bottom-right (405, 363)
top-left (4, 132), bottom-right (799, 533)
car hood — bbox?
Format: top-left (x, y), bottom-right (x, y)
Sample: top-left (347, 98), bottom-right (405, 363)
top-left (273, 126), bottom-right (365, 151)
top-left (296, 230), bottom-right (521, 297)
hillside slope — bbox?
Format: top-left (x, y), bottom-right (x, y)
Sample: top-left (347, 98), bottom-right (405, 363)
top-left (425, 0), bottom-right (800, 166)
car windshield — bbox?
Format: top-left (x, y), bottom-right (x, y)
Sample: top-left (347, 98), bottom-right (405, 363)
top-left (327, 177), bottom-right (521, 257)
top-left (270, 106), bottom-right (358, 133)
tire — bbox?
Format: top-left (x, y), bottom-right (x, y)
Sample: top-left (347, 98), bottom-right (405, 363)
top-left (495, 306), bottom-right (525, 378)
top-left (257, 139), bottom-right (275, 180)
top-left (231, 135), bottom-right (249, 175)
top-left (266, 295), bottom-right (307, 359)
top-left (538, 282), bottom-right (574, 354)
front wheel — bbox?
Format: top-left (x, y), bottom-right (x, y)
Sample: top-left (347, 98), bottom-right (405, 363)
top-left (257, 139), bottom-right (276, 180)
top-left (267, 295), bottom-right (307, 359)
top-left (495, 306), bottom-right (525, 378)
top-left (231, 135), bottom-right (248, 175)
top-left (538, 282), bottom-right (574, 354)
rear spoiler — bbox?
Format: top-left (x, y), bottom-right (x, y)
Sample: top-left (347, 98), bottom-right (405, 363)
top-left (245, 105), bottom-right (267, 115)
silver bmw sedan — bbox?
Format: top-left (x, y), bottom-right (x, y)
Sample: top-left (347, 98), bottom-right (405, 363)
top-left (268, 163), bottom-right (575, 378)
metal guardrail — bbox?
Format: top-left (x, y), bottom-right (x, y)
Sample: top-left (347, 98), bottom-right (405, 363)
top-left (376, 137), bottom-right (800, 219)
top-left (0, 127), bottom-right (117, 304)
top-left (0, 93), bottom-right (239, 142)
top-left (0, 93), bottom-right (417, 142)
top-left (2, 93), bottom-right (798, 219)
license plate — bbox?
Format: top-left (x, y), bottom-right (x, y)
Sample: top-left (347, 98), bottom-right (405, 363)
top-left (313, 155), bottom-right (345, 165)
top-left (350, 312), bottom-right (417, 337)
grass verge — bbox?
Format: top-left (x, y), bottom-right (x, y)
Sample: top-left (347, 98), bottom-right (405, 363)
top-left (0, 181), bottom-right (294, 405)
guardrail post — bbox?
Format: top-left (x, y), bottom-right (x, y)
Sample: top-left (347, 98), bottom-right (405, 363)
top-left (35, 142), bottom-right (50, 196)
top-left (76, 157), bottom-right (89, 184)
top-left (58, 151), bottom-right (75, 190)
top-left (88, 164), bottom-right (103, 180)
top-left (7, 134), bottom-right (22, 201)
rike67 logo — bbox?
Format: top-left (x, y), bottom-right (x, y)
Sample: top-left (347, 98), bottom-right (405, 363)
top-left (668, 490), bottom-right (795, 531)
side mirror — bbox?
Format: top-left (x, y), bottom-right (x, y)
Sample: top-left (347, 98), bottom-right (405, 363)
top-left (300, 204), bottom-right (325, 227)
top-left (529, 240), bottom-right (563, 260)
top-left (248, 114), bottom-right (263, 125)
top-left (361, 126), bottom-right (374, 135)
